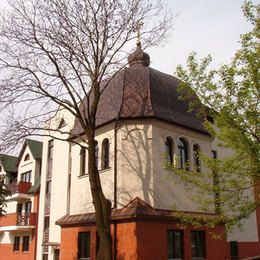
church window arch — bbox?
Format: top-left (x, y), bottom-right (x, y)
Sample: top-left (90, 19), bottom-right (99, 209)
top-left (165, 136), bottom-right (174, 165)
top-left (193, 144), bottom-right (201, 172)
top-left (94, 141), bottom-right (99, 169)
top-left (177, 138), bottom-right (189, 170)
top-left (101, 138), bottom-right (110, 169)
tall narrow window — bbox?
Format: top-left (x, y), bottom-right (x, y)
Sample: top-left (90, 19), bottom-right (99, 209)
top-left (212, 150), bottom-right (221, 213)
top-left (46, 180), bottom-right (52, 194)
top-left (13, 236), bottom-right (20, 251)
top-left (78, 232), bottom-right (90, 259)
top-left (178, 138), bottom-right (188, 170)
top-left (167, 230), bottom-right (184, 259)
top-left (101, 139), bottom-right (110, 169)
top-left (193, 144), bottom-right (200, 172)
top-left (25, 202), bottom-right (31, 216)
top-left (80, 147), bottom-right (87, 175)
top-left (22, 236), bottom-right (30, 252)
top-left (48, 140), bottom-right (54, 160)
top-left (165, 137), bottom-right (174, 165)
top-left (44, 216), bottom-right (50, 230)
top-left (17, 203), bottom-right (22, 214)
top-left (191, 231), bottom-right (205, 259)
top-left (94, 141), bottom-right (99, 169)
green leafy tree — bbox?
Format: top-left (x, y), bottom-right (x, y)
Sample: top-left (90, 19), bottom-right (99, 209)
top-left (172, 1), bottom-right (260, 231)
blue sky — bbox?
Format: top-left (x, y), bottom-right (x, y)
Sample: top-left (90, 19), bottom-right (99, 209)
top-left (149, 0), bottom-right (256, 74)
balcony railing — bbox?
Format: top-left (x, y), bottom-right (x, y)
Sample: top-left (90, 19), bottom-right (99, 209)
top-left (0, 212), bottom-right (36, 227)
top-left (7, 179), bottom-right (32, 195)
top-left (17, 213), bottom-right (36, 226)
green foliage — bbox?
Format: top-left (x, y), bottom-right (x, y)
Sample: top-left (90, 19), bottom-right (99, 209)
top-left (173, 1), bottom-right (260, 231)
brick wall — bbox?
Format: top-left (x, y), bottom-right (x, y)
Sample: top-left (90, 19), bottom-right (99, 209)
top-left (0, 232), bottom-right (36, 260)
top-left (59, 219), bottom-right (228, 260)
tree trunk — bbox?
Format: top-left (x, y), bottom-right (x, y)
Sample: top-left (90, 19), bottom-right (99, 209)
top-left (88, 136), bottom-right (113, 260)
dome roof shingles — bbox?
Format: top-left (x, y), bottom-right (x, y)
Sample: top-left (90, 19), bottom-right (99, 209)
top-left (70, 47), bottom-right (208, 138)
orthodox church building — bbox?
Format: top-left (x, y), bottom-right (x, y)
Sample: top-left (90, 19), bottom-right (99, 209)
top-left (0, 45), bottom-right (260, 260)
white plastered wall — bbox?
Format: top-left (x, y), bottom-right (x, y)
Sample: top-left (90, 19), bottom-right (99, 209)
top-left (116, 123), bottom-right (153, 207)
top-left (70, 124), bottom-right (115, 215)
top-left (152, 121), bottom-right (212, 211)
top-left (36, 107), bottom-right (76, 260)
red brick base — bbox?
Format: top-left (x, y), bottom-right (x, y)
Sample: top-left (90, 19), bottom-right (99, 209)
top-left (60, 219), bottom-right (229, 260)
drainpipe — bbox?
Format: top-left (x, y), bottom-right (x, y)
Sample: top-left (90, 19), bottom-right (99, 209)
top-left (113, 120), bottom-right (119, 260)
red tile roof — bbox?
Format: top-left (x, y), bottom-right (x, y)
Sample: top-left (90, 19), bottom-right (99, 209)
top-left (56, 197), bottom-right (218, 227)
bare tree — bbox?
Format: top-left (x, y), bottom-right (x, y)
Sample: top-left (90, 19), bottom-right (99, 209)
top-left (0, 0), bottom-right (173, 259)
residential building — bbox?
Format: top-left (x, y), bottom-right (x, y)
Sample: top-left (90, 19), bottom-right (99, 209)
top-left (0, 139), bottom-right (42, 260)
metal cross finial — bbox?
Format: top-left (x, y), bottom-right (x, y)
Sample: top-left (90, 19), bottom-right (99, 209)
top-left (134, 21), bottom-right (144, 46)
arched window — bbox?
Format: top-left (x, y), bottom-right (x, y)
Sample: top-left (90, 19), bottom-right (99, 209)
top-left (178, 138), bottom-right (188, 169)
top-left (80, 147), bottom-right (87, 175)
top-left (165, 137), bottom-right (174, 165)
top-left (24, 154), bottom-right (30, 161)
top-left (94, 141), bottom-right (99, 169)
top-left (193, 144), bottom-right (200, 172)
top-left (101, 139), bottom-right (110, 169)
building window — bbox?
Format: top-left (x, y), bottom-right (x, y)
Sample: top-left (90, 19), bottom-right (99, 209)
top-left (17, 203), bottom-right (22, 214)
top-left (230, 241), bottom-right (239, 259)
top-left (46, 180), bottom-right (52, 194)
top-left (20, 171), bottom-right (31, 182)
top-left (212, 150), bottom-right (217, 159)
top-left (165, 137), bottom-right (174, 165)
top-left (48, 140), bottom-right (54, 160)
top-left (24, 153), bottom-right (30, 161)
top-left (193, 144), bottom-right (200, 172)
top-left (167, 230), bottom-right (183, 259)
top-left (191, 231), bottom-right (205, 259)
top-left (44, 216), bottom-right (50, 230)
top-left (78, 232), bottom-right (90, 259)
top-left (101, 138), bottom-right (110, 169)
top-left (178, 138), bottom-right (189, 170)
top-left (58, 118), bottom-right (66, 129)
top-left (80, 147), bottom-right (87, 175)
top-left (94, 141), bottom-right (99, 169)
top-left (22, 236), bottom-right (30, 252)
top-left (25, 201), bottom-right (31, 216)
top-left (13, 236), bottom-right (20, 251)
top-left (42, 254), bottom-right (48, 260)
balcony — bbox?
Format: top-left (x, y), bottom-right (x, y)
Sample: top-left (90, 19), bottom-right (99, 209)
top-left (0, 212), bottom-right (36, 232)
top-left (6, 179), bottom-right (32, 201)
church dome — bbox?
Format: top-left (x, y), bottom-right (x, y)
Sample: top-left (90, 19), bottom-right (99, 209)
top-left (71, 46), bottom-right (207, 137)
top-left (128, 43), bottom-right (150, 67)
